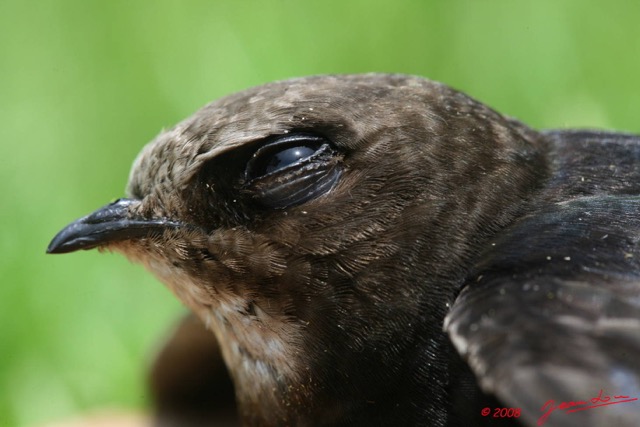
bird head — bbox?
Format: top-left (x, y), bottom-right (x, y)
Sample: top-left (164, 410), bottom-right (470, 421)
top-left (48, 74), bottom-right (547, 423)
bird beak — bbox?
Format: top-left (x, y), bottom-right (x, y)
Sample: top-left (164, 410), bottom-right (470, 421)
top-left (47, 198), bottom-right (180, 254)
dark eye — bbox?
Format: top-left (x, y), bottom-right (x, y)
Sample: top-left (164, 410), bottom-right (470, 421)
top-left (244, 134), bottom-right (342, 209)
top-left (246, 135), bottom-right (324, 181)
top-left (263, 146), bottom-right (315, 174)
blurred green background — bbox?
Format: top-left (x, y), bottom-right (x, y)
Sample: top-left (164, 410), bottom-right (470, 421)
top-left (1, 0), bottom-right (639, 425)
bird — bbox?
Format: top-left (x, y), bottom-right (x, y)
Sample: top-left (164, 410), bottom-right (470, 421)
top-left (47, 74), bottom-right (640, 427)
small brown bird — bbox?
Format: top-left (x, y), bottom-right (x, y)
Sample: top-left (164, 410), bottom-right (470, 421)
top-left (48, 74), bottom-right (640, 427)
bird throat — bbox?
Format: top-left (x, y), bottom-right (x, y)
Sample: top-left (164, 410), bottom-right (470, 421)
top-left (121, 244), bottom-right (310, 423)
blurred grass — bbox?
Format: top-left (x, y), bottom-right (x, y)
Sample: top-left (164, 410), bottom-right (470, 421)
top-left (1, 0), bottom-right (639, 425)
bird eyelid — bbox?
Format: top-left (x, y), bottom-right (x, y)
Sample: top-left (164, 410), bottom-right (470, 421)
top-left (245, 133), bottom-right (328, 180)
top-left (243, 133), bottom-right (342, 209)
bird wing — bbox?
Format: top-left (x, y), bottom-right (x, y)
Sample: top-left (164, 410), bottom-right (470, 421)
top-left (445, 196), bottom-right (640, 427)
top-left (148, 313), bottom-right (239, 426)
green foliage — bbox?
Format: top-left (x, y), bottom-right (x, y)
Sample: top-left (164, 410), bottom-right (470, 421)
top-left (1, 1), bottom-right (639, 425)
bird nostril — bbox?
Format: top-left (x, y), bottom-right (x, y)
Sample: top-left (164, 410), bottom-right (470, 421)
top-left (246, 301), bottom-right (257, 316)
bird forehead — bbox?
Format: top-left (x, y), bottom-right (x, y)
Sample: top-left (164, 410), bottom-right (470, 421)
top-left (179, 73), bottom-right (443, 153)
top-left (126, 74), bottom-right (447, 200)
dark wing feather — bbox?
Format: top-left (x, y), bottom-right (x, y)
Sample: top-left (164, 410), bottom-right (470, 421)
top-left (149, 313), bottom-right (239, 426)
top-left (445, 193), bottom-right (640, 427)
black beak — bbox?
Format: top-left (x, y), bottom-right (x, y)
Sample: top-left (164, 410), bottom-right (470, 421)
top-left (47, 198), bottom-right (180, 254)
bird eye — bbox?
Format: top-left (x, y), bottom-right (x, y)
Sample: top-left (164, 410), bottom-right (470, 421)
top-left (246, 135), bottom-right (324, 180)
top-left (244, 134), bottom-right (342, 209)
